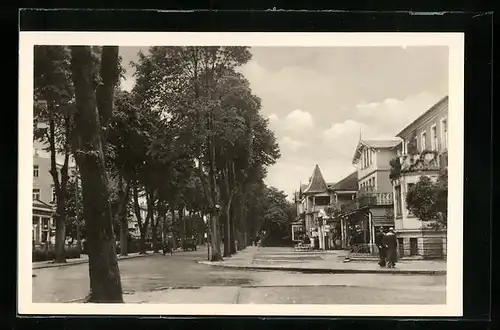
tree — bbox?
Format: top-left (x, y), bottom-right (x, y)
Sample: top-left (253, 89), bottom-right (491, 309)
top-left (132, 46), bottom-right (254, 261)
top-left (70, 46), bottom-right (123, 303)
top-left (65, 174), bottom-right (85, 241)
top-left (405, 169), bottom-right (448, 229)
top-left (34, 46), bottom-right (75, 263)
top-left (259, 187), bottom-right (295, 245)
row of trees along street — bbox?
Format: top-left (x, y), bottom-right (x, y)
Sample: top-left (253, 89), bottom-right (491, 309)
top-left (33, 46), bottom-right (296, 302)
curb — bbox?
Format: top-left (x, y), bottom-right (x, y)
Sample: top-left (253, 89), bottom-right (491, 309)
top-left (33, 252), bottom-right (157, 270)
top-left (197, 261), bottom-right (446, 275)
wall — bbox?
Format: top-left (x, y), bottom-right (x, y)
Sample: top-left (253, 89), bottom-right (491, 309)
top-left (376, 148), bottom-right (396, 170)
top-left (33, 154), bottom-right (55, 205)
top-left (400, 98), bottom-right (448, 155)
top-left (376, 171), bottom-right (393, 193)
top-left (357, 148), bottom-right (397, 193)
top-left (357, 147), bottom-right (377, 181)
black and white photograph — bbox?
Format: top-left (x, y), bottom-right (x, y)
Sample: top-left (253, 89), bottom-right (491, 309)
top-left (19, 32), bottom-right (464, 316)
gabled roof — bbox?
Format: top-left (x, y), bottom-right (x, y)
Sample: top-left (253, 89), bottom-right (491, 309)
top-left (352, 139), bottom-right (401, 165)
top-left (329, 171), bottom-right (358, 191)
top-left (303, 164), bottom-right (328, 194)
top-left (33, 199), bottom-right (54, 212)
top-left (397, 96), bottom-right (448, 138)
top-left (362, 140), bottom-right (401, 149)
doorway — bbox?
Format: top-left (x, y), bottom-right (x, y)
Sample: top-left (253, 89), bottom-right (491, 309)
top-left (397, 238), bottom-right (404, 258)
top-left (410, 238), bottom-right (418, 256)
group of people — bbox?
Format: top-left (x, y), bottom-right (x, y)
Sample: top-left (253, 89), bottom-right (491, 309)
top-left (375, 227), bottom-right (398, 268)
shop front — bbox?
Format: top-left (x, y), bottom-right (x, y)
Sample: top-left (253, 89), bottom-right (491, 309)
top-left (32, 199), bottom-right (55, 245)
top-left (291, 221), bottom-right (306, 243)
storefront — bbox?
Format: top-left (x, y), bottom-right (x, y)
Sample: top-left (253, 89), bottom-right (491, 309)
top-left (32, 200), bottom-right (55, 245)
top-left (291, 221), bottom-right (305, 242)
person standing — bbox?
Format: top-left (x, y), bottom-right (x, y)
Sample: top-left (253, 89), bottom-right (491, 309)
top-left (383, 227), bottom-right (398, 268)
top-left (375, 227), bottom-right (386, 267)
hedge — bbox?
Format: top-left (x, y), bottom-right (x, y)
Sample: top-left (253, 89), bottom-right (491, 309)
top-left (32, 246), bottom-right (81, 262)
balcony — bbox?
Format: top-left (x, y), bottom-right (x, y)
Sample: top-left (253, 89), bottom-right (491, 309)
top-left (340, 192), bottom-right (393, 213)
top-left (391, 150), bottom-right (444, 179)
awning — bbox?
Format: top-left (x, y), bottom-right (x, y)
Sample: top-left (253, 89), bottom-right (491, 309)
top-left (33, 199), bottom-right (54, 216)
top-left (371, 215), bottom-right (394, 227)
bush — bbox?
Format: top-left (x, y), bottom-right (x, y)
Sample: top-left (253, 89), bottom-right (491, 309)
top-left (114, 239), bottom-right (142, 255)
top-left (32, 245), bottom-right (81, 262)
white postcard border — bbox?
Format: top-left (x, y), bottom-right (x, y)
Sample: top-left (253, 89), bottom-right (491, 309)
top-left (19, 32), bottom-right (464, 317)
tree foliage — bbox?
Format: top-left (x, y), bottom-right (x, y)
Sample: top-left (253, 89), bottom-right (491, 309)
top-left (406, 169), bottom-right (448, 229)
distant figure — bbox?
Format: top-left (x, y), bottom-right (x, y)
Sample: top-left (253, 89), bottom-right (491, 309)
top-left (162, 238), bottom-right (173, 256)
top-left (375, 227), bottom-right (386, 267)
top-left (303, 235), bottom-right (311, 245)
top-left (383, 227), bottom-right (398, 268)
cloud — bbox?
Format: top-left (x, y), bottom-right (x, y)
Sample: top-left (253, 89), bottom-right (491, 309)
top-left (280, 136), bottom-right (306, 151)
top-left (323, 119), bottom-right (365, 141)
top-left (354, 91), bottom-right (442, 136)
top-left (284, 109), bottom-right (314, 131)
top-left (268, 113), bottom-right (279, 123)
top-left (120, 47), bottom-right (448, 199)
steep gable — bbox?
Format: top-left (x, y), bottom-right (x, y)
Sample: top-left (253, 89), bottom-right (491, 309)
top-left (303, 164), bottom-right (328, 194)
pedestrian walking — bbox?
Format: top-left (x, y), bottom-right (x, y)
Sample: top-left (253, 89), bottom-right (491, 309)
top-left (383, 227), bottom-right (398, 268)
top-left (375, 227), bottom-right (386, 267)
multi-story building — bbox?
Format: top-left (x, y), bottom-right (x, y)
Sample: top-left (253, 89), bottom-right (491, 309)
top-left (391, 96), bottom-right (448, 259)
top-left (325, 172), bottom-right (358, 249)
top-left (293, 165), bottom-right (357, 250)
top-left (335, 139), bottom-right (399, 250)
top-left (32, 147), bottom-right (77, 245)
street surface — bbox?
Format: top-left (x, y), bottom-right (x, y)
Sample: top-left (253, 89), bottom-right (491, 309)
top-left (33, 247), bottom-right (446, 304)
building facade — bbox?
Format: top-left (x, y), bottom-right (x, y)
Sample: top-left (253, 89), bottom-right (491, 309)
top-left (391, 96), bottom-right (448, 259)
top-left (32, 149), bottom-right (77, 245)
top-left (335, 140), bottom-right (399, 251)
top-left (293, 165), bottom-right (357, 250)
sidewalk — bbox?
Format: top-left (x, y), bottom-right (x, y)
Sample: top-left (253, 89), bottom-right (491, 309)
top-left (33, 250), bottom-right (157, 270)
top-left (198, 246), bottom-right (446, 275)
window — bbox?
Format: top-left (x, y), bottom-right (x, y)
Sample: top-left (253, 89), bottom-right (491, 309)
top-left (41, 217), bottom-right (49, 243)
top-left (421, 131), bottom-right (427, 151)
top-left (398, 238), bottom-right (405, 257)
top-left (407, 183), bottom-right (415, 216)
top-left (441, 117), bottom-right (448, 150)
top-left (51, 187), bottom-right (57, 203)
top-left (410, 238), bottom-right (418, 256)
top-left (32, 216), bottom-right (40, 242)
top-left (33, 165), bottom-right (39, 177)
top-left (431, 125), bottom-right (438, 151)
top-left (395, 185), bottom-right (402, 216)
top-left (33, 188), bottom-right (40, 200)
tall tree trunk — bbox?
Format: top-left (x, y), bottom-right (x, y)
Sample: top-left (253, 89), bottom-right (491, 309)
top-left (148, 190), bottom-right (159, 253)
top-left (230, 205), bottom-right (237, 254)
top-left (70, 45), bottom-right (122, 303)
top-left (222, 209), bottom-right (230, 257)
top-left (132, 181), bottom-right (148, 254)
top-left (53, 202), bottom-right (67, 263)
top-left (118, 177), bottom-right (130, 257)
top-left (48, 112), bottom-right (71, 263)
top-left (170, 206), bottom-right (177, 249)
top-left (178, 205), bottom-right (185, 239)
top-left (161, 203), bottom-right (168, 247)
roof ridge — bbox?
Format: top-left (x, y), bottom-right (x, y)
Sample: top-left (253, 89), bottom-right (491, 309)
top-left (303, 164), bottom-right (328, 194)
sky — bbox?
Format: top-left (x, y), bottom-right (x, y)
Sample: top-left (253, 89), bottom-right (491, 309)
top-left (118, 46), bottom-right (449, 200)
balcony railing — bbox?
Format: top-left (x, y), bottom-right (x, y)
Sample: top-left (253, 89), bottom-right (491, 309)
top-left (340, 192), bottom-right (393, 213)
top-left (304, 204), bottom-right (329, 213)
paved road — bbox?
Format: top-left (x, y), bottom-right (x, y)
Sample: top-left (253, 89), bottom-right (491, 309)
top-left (32, 248), bottom-right (446, 304)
